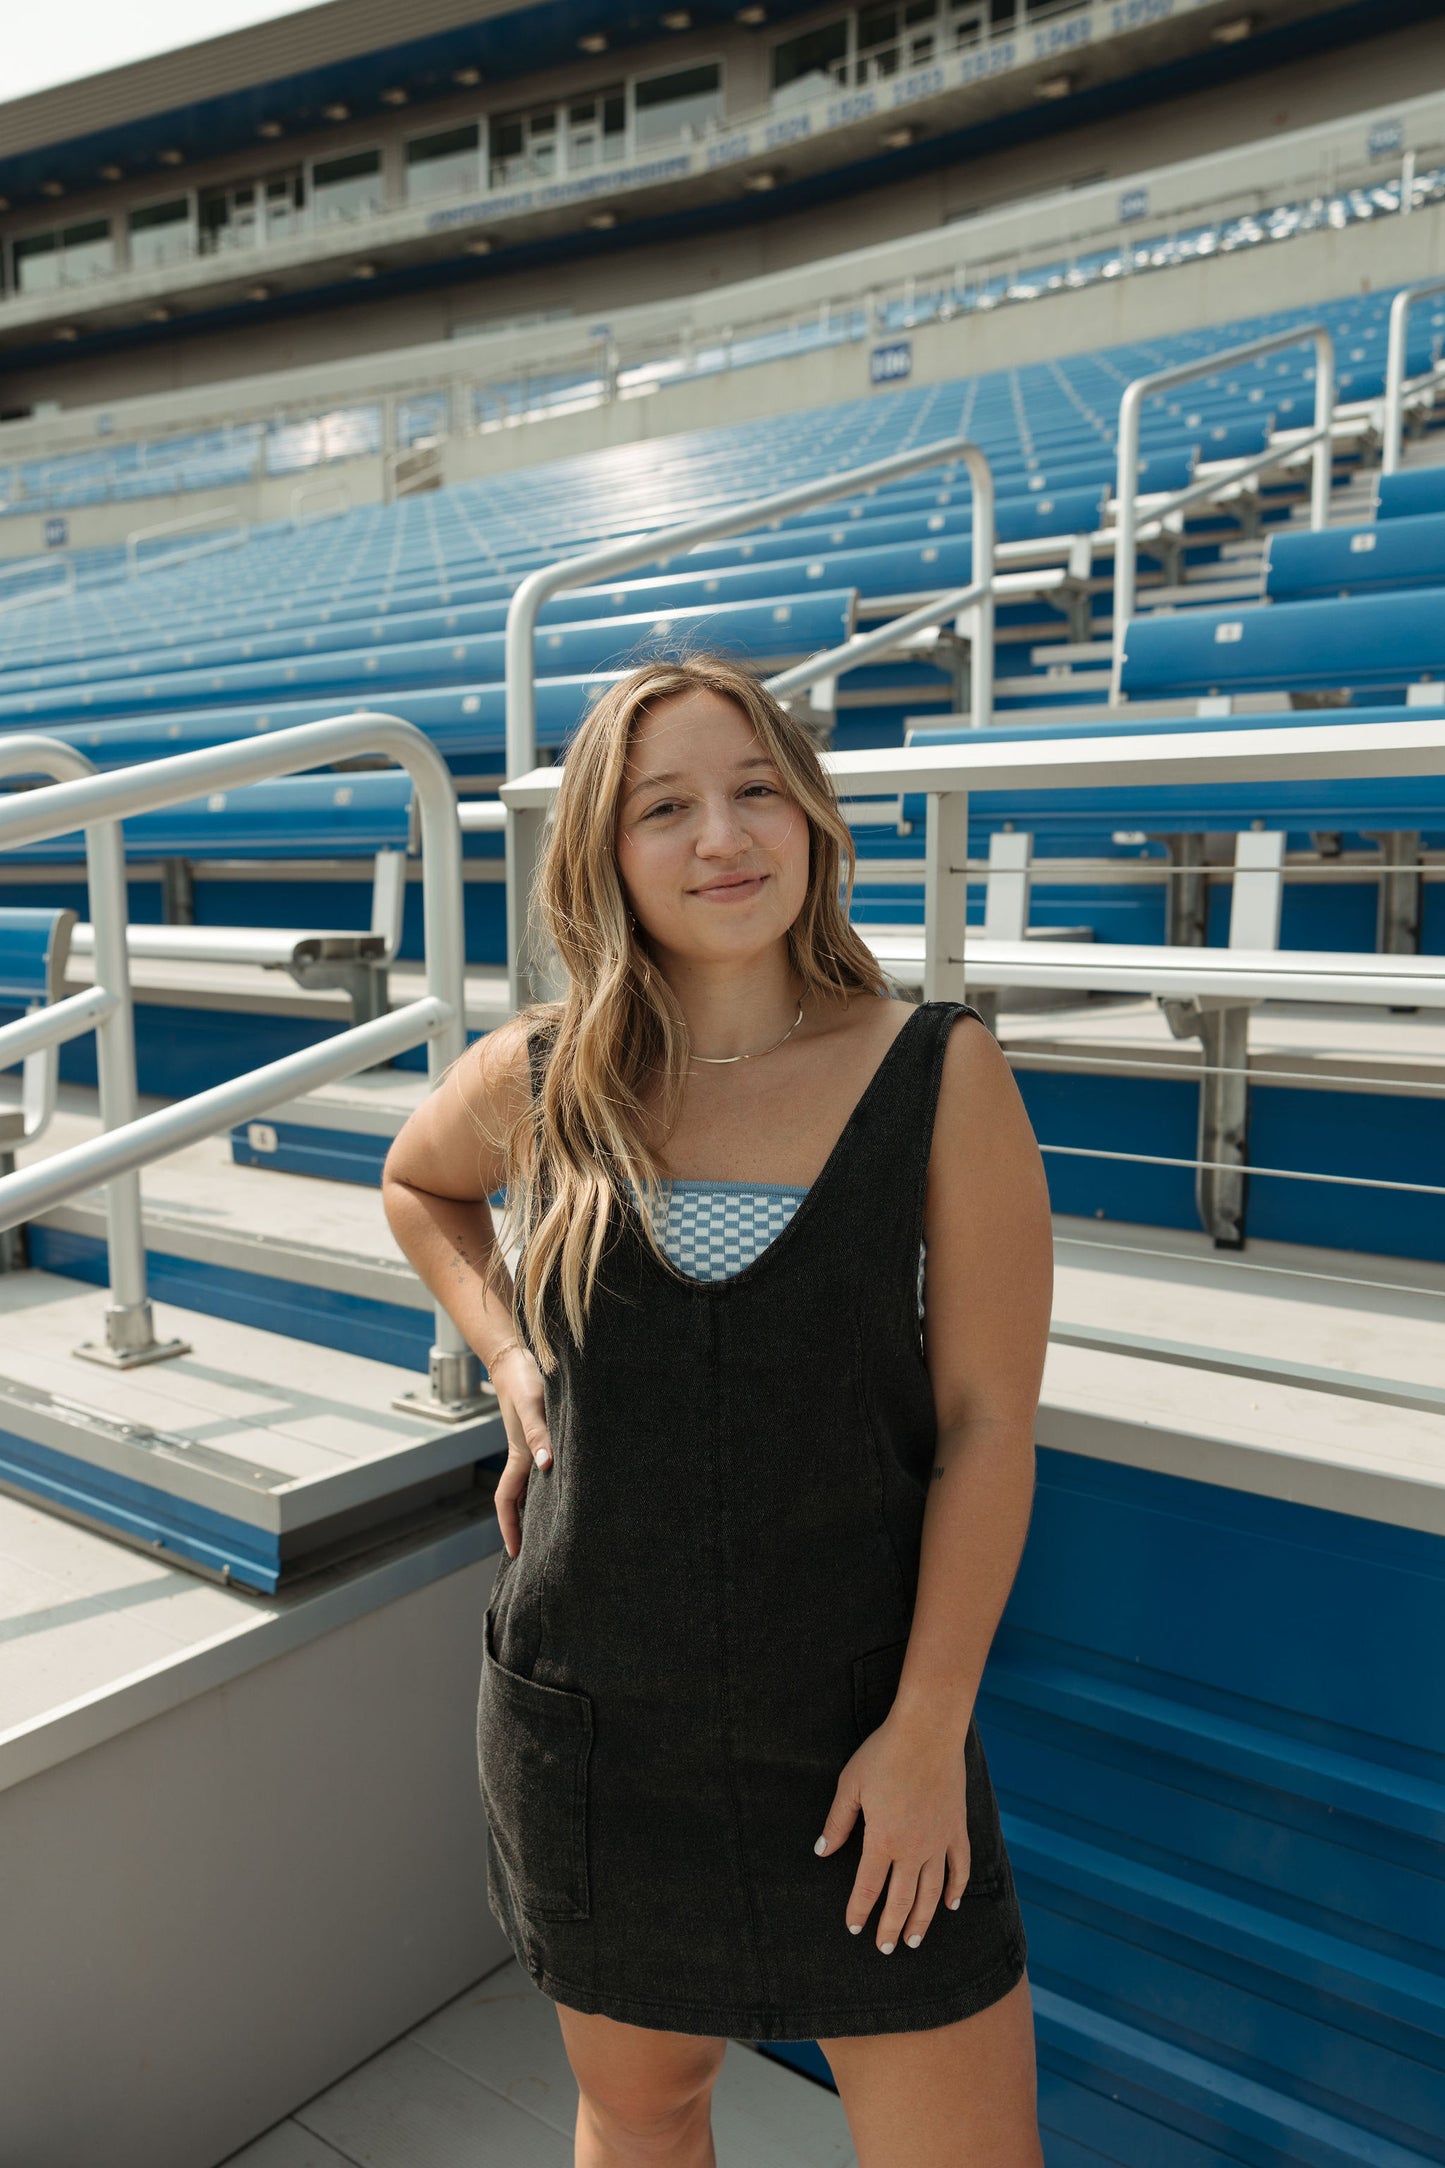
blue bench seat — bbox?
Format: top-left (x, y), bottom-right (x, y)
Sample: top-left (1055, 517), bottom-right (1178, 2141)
top-left (1119, 592), bottom-right (1445, 701)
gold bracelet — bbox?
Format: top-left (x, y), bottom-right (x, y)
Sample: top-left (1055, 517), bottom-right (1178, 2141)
top-left (486, 1337), bottom-right (523, 1375)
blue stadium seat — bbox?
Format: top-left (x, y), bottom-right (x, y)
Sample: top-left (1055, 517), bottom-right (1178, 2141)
top-left (1119, 592), bottom-right (1445, 700)
top-left (1266, 513), bottom-right (1445, 600)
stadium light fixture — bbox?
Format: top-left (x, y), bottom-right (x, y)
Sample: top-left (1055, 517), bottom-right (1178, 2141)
top-left (453, 66), bottom-right (483, 85)
top-left (324, 102), bottom-right (351, 121)
top-left (1211, 14), bottom-right (1255, 41)
top-left (588, 210), bottom-right (618, 229)
top-left (54, 327), bottom-right (80, 342)
top-left (662, 9), bottom-right (692, 24)
top-left (382, 87), bottom-right (409, 105)
top-left (159, 148), bottom-right (184, 166)
top-left (743, 170), bottom-right (779, 192)
top-left (100, 164), bottom-right (123, 182)
top-left (41, 180), bottom-right (65, 197)
top-left (465, 237), bottom-right (495, 255)
top-left (148, 305), bottom-right (173, 323)
top-left (247, 284), bottom-right (272, 301)
top-left (736, 4), bottom-right (767, 20)
top-left (1036, 73), bottom-right (1074, 99)
top-left (579, 32), bottom-right (609, 52)
top-left (883, 125), bottom-right (915, 149)
top-left (352, 261), bottom-right (378, 279)
top-left (258, 120), bottom-right (284, 138)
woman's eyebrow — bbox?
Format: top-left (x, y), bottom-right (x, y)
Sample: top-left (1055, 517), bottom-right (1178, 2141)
top-left (623, 754), bottom-right (777, 807)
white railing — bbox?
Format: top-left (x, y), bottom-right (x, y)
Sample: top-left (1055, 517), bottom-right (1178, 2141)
top-left (0, 711), bottom-right (483, 1414)
top-left (126, 505), bottom-right (248, 578)
top-left (1382, 273), bottom-right (1445, 476)
top-left (289, 478), bottom-right (353, 525)
top-left (1109, 324), bottom-right (1337, 703)
top-left (0, 555), bottom-right (76, 616)
top-left (499, 713), bottom-right (1445, 999)
top-left (502, 435), bottom-right (996, 1010)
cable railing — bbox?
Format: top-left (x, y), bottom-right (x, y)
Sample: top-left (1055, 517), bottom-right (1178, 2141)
top-left (500, 714), bottom-right (1445, 1298)
top-left (0, 710), bottom-right (483, 1419)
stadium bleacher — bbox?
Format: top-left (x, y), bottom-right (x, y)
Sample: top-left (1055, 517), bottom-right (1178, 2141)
top-left (4, 250), bottom-right (1445, 2168)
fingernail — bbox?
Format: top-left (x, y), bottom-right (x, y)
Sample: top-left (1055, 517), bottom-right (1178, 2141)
top-left (537, 1450), bottom-right (552, 1468)
top-left (814, 1836), bottom-right (828, 1855)
top-left (880, 1941), bottom-right (895, 1955)
top-left (948, 1897), bottom-right (960, 1910)
top-left (906, 1934), bottom-right (922, 1948)
top-left (848, 1922), bottom-right (861, 1935)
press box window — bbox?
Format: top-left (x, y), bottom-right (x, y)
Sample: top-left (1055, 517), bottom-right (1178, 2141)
top-left (128, 197), bottom-right (193, 272)
top-left (311, 149), bottom-right (385, 225)
top-left (772, 20), bottom-right (848, 97)
top-left (567, 88), bottom-right (626, 169)
top-left (405, 124), bottom-right (481, 202)
top-left (633, 62), bottom-right (723, 147)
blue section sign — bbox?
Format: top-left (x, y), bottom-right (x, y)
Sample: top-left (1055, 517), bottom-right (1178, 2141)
top-left (1118, 187), bottom-right (1149, 223)
top-left (871, 340), bottom-right (913, 387)
top-left (44, 518), bottom-right (68, 548)
top-left (1368, 118), bottom-right (1405, 160)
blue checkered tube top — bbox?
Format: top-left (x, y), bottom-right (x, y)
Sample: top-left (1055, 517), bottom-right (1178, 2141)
top-left (634, 1178), bottom-right (927, 1314)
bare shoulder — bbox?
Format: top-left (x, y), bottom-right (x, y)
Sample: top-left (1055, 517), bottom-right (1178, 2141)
top-left (384, 1008), bottom-right (548, 1199)
top-left (932, 1007), bottom-right (1048, 1196)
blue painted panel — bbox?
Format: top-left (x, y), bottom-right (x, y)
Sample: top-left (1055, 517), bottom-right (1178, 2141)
top-left (985, 1450), bottom-right (1445, 2162)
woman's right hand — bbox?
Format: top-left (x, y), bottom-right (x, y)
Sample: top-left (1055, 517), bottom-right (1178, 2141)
top-left (489, 1343), bottom-right (553, 1559)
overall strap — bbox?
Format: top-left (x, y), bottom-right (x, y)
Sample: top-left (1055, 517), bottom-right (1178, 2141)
top-left (843, 998), bottom-right (985, 1277)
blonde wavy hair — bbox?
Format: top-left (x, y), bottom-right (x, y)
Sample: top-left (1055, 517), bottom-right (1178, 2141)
top-left (460, 651), bottom-right (892, 1372)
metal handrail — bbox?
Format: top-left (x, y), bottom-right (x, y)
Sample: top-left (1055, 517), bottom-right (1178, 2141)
top-left (0, 711), bottom-right (477, 1405)
top-left (0, 555), bottom-right (76, 617)
top-left (126, 505), bottom-right (247, 578)
top-left (499, 713), bottom-right (1445, 1005)
top-left (1109, 323), bottom-right (1337, 703)
top-left (1382, 274), bottom-right (1445, 475)
top-left (0, 735), bottom-right (146, 1351)
top-left (290, 478), bottom-right (353, 525)
top-left (502, 432), bottom-right (996, 1009)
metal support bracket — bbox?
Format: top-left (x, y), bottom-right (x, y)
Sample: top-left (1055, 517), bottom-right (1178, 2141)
top-left (1159, 996), bottom-right (1257, 1249)
top-left (391, 1341), bottom-right (493, 1424)
top-left (1163, 834), bottom-right (1209, 946)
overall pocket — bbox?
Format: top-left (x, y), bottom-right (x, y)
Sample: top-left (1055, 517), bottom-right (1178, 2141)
top-left (852, 1635), bottom-right (1006, 1897)
top-left (477, 1607), bottom-right (593, 1922)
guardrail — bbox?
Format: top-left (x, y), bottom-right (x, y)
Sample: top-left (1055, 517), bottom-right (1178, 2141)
top-left (1382, 273), bottom-right (1445, 475)
top-left (1109, 323), bottom-right (1337, 704)
top-left (289, 478), bottom-right (353, 525)
top-left (0, 710), bottom-right (483, 1416)
top-left (126, 505), bottom-right (249, 578)
top-left (502, 433), bottom-right (997, 1011)
top-left (0, 555), bottom-right (76, 617)
top-left (501, 712), bottom-right (1445, 1287)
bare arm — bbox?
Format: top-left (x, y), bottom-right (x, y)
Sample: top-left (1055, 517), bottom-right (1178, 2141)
top-left (381, 1017), bottom-right (556, 1552)
top-left (894, 1014), bottom-right (1052, 1737)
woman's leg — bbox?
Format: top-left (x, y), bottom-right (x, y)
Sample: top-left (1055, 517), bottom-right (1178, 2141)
top-left (818, 1968), bottom-right (1044, 2168)
top-left (556, 2002), bottom-right (728, 2168)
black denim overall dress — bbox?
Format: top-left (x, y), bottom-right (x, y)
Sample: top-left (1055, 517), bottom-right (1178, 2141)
top-left (476, 997), bottom-right (1028, 2039)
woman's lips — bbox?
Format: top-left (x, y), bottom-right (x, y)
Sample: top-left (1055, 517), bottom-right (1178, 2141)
top-left (693, 875), bottom-right (766, 900)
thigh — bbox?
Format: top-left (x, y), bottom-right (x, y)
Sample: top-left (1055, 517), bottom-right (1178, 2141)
top-left (818, 1969), bottom-right (1043, 2168)
top-left (555, 2000), bottom-right (728, 2117)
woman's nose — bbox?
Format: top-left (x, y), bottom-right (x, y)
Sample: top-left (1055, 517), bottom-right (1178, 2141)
top-left (695, 799), bottom-right (752, 852)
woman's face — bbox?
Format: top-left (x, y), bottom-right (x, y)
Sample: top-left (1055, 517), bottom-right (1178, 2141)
top-left (615, 687), bottom-right (810, 969)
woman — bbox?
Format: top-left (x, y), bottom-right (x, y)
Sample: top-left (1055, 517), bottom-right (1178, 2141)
top-left (382, 653), bottom-right (1053, 2166)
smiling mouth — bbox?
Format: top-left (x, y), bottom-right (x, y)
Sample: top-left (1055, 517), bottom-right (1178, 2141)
top-left (693, 874), bottom-right (767, 894)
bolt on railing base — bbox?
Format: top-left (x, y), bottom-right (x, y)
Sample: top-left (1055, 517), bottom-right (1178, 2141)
top-left (73, 1299), bottom-right (192, 1370)
top-left (391, 1343), bottom-right (493, 1424)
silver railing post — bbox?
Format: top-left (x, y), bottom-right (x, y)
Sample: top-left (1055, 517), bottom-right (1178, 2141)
top-left (0, 736), bottom-right (164, 1365)
top-left (1383, 275), bottom-right (1445, 476)
top-left (1110, 321), bottom-right (1337, 702)
top-left (923, 789), bottom-right (969, 1008)
top-left (503, 432), bottom-right (991, 1012)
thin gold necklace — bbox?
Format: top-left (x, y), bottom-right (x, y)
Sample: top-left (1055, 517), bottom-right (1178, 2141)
top-left (688, 998), bottom-right (806, 1064)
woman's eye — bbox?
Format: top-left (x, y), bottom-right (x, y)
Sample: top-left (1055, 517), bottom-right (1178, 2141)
top-left (642, 800), bottom-right (680, 819)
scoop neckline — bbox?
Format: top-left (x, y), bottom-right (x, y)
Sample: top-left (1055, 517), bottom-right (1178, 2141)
top-left (628, 1000), bottom-right (933, 1298)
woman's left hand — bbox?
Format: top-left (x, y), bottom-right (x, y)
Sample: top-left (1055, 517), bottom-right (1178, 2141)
top-left (813, 1706), bottom-right (974, 1952)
